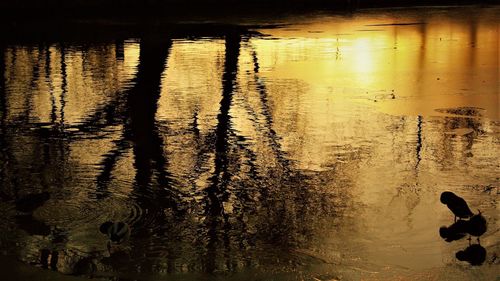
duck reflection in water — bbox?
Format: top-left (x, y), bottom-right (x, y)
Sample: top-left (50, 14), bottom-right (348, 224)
top-left (439, 213), bottom-right (487, 243)
top-left (439, 219), bottom-right (468, 242)
top-left (456, 243), bottom-right (487, 266)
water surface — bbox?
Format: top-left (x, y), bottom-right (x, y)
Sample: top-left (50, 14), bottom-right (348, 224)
top-left (0, 6), bottom-right (498, 281)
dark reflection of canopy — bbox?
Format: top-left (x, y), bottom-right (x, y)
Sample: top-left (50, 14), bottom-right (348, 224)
top-left (0, 26), bottom-right (348, 277)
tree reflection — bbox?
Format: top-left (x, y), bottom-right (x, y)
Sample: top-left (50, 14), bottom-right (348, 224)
top-left (203, 33), bottom-right (241, 273)
top-left (0, 26), bottom-right (351, 277)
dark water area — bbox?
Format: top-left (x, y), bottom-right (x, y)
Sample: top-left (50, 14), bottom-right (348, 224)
top-left (0, 5), bottom-right (499, 281)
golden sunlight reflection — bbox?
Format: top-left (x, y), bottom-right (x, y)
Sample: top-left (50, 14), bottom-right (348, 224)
top-left (256, 10), bottom-right (498, 117)
top-left (351, 37), bottom-right (376, 75)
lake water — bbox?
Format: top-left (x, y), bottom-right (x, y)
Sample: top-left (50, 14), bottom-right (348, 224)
top-left (0, 5), bottom-right (498, 281)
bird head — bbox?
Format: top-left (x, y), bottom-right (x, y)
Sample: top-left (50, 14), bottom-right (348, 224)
top-left (440, 191), bottom-right (455, 204)
top-left (99, 221), bottom-right (114, 234)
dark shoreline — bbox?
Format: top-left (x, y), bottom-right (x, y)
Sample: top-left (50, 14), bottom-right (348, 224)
top-left (0, 2), bottom-right (497, 45)
top-left (0, 0), bottom-right (497, 21)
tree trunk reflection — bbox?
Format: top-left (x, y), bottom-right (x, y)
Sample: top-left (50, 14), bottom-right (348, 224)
top-left (204, 33), bottom-right (241, 273)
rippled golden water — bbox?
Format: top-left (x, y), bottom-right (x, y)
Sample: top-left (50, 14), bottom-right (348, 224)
top-left (0, 6), bottom-right (498, 281)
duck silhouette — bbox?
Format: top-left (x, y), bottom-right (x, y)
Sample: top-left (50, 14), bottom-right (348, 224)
top-left (456, 244), bottom-right (486, 266)
top-left (439, 219), bottom-right (468, 242)
top-left (440, 191), bottom-right (474, 221)
top-left (99, 221), bottom-right (130, 249)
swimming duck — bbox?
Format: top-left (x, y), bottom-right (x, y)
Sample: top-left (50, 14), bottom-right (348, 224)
top-left (440, 191), bottom-right (474, 221)
top-left (99, 221), bottom-right (130, 245)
